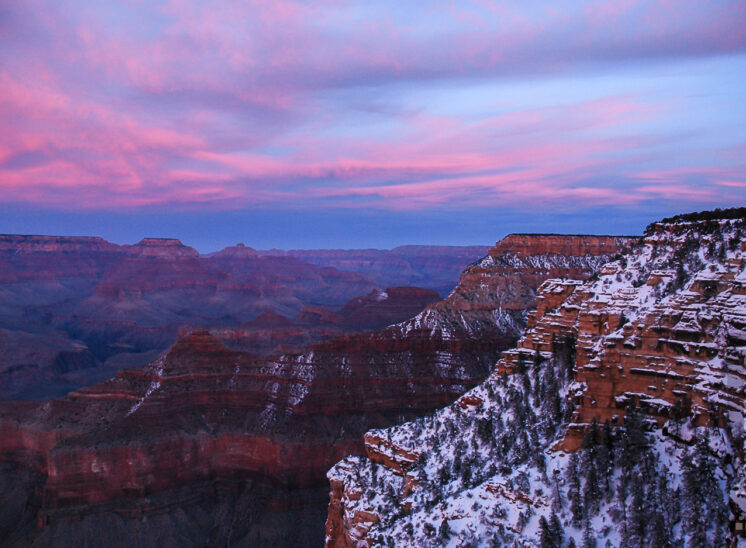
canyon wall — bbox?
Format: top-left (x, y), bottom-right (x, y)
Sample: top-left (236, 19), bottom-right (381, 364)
top-left (325, 211), bottom-right (744, 547)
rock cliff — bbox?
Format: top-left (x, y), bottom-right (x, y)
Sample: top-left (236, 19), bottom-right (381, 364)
top-left (325, 209), bottom-right (744, 547)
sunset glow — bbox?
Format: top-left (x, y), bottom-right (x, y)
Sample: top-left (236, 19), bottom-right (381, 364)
top-left (1, 1), bottom-right (745, 248)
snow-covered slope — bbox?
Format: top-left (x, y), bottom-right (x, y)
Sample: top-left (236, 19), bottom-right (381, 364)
top-left (326, 210), bottom-right (746, 547)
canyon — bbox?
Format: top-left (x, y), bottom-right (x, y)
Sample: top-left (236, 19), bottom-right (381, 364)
top-left (0, 236), bottom-right (485, 400)
top-left (326, 209), bottom-right (745, 547)
top-left (0, 233), bottom-right (631, 546)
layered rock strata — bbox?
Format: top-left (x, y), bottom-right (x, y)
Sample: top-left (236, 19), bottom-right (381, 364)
top-left (325, 211), bottom-right (744, 547)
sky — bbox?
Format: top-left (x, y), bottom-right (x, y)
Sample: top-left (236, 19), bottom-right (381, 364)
top-left (1, 0), bottom-right (745, 251)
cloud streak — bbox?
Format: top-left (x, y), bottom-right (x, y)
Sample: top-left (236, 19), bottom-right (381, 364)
top-left (0, 0), bottom-right (744, 218)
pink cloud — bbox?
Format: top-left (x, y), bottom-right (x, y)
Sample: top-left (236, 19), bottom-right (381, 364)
top-left (0, 1), bottom-right (744, 213)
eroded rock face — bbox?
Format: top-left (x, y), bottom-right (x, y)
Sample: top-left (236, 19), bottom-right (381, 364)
top-left (123, 238), bottom-right (200, 259)
top-left (409, 233), bottom-right (635, 345)
top-left (325, 212), bottom-right (745, 547)
top-left (498, 222), bottom-right (746, 450)
top-left (493, 233), bottom-right (629, 258)
top-left (0, 233), bottom-right (629, 545)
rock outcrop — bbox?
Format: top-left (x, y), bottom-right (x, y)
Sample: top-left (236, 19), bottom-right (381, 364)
top-left (334, 287), bottom-right (440, 331)
top-left (0, 234), bottom-right (119, 254)
top-left (0, 233), bottom-right (629, 545)
top-left (325, 209), bottom-right (744, 547)
top-left (404, 233), bottom-right (635, 346)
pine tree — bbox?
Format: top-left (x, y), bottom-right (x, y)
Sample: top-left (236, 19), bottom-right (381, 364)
top-left (582, 520), bottom-right (597, 548)
top-left (551, 469), bottom-right (563, 512)
top-left (549, 513), bottom-right (563, 546)
top-left (539, 516), bottom-right (552, 548)
top-left (539, 516), bottom-right (560, 548)
top-left (648, 510), bottom-right (669, 548)
top-left (656, 467), bottom-right (680, 531)
top-left (583, 459), bottom-right (600, 517)
top-left (619, 406), bottom-right (648, 475)
top-left (682, 448), bottom-right (708, 547)
top-left (626, 470), bottom-right (646, 546)
top-left (461, 459), bottom-right (472, 486)
top-left (438, 519), bottom-right (451, 541)
top-left (614, 474), bottom-right (628, 530)
top-left (477, 417), bottom-right (493, 443)
top-left (541, 361), bottom-right (562, 433)
top-left (581, 420), bottom-right (601, 515)
top-left (682, 436), bottom-right (728, 547)
top-left (598, 420), bottom-right (613, 498)
top-left (567, 452), bottom-right (584, 526)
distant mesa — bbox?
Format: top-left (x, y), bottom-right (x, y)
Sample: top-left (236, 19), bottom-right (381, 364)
top-left (124, 237), bottom-right (199, 258)
top-left (169, 329), bottom-right (228, 354)
top-left (0, 234), bottom-right (118, 253)
top-left (207, 242), bottom-right (260, 259)
top-left (136, 237), bottom-right (186, 246)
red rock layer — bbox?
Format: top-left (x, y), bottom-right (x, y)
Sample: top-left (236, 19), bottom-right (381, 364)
top-left (492, 233), bottom-right (631, 258)
top-left (421, 234), bottom-right (635, 343)
top-left (0, 325), bottom-right (496, 541)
